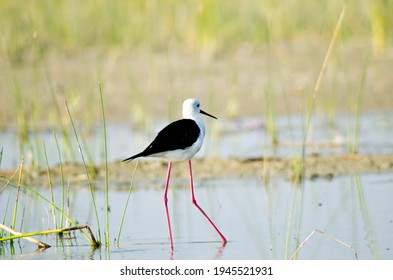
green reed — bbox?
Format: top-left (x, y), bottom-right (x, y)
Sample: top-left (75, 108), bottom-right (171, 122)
top-left (53, 132), bottom-right (66, 228)
top-left (286, 7), bottom-right (346, 259)
top-left (65, 100), bottom-right (102, 243)
top-left (43, 58), bottom-right (76, 162)
top-left (98, 81), bottom-right (110, 246)
top-left (65, 180), bottom-right (71, 229)
top-left (1, 176), bottom-right (14, 238)
top-left (1, 163), bottom-right (21, 198)
top-left (347, 48), bottom-right (370, 154)
top-left (302, 6), bottom-right (346, 153)
top-left (11, 157), bottom-right (23, 231)
top-left (12, 76), bottom-right (33, 166)
top-left (42, 140), bottom-right (57, 229)
top-left (116, 161), bottom-right (138, 246)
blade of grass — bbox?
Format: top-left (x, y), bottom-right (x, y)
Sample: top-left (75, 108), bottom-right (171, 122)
top-left (1, 161), bottom-right (23, 238)
top-left (286, 9), bottom-right (346, 257)
top-left (354, 176), bottom-right (380, 259)
top-left (116, 161), bottom-right (138, 246)
top-left (302, 6), bottom-right (346, 153)
top-left (42, 139), bottom-right (57, 229)
top-left (80, 135), bottom-right (97, 180)
top-left (66, 179), bottom-right (71, 228)
top-left (65, 99), bottom-right (102, 243)
top-left (348, 48), bottom-right (370, 154)
top-left (13, 76), bottom-right (30, 165)
top-left (19, 205), bottom-right (26, 233)
top-left (4, 44), bottom-right (37, 169)
top-left (53, 132), bottom-right (66, 228)
top-left (284, 177), bottom-right (303, 259)
top-left (11, 156), bottom-right (24, 230)
top-left (98, 81), bottom-right (110, 246)
top-left (40, 40), bottom-right (76, 162)
top-left (31, 102), bottom-right (41, 169)
top-left (1, 187), bottom-right (13, 238)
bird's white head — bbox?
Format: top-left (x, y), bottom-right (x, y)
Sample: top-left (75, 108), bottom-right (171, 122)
top-left (182, 98), bottom-right (217, 120)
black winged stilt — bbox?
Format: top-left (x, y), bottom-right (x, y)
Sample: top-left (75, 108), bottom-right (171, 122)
top-left (123, 98), bottom-right (227, 249)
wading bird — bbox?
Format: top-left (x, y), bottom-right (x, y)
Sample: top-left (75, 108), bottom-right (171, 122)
top-left (123, 98), bottom-right (227, 249)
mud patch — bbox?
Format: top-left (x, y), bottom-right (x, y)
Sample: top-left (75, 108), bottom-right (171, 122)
top-left (2, 154), bottom-right (393, 189)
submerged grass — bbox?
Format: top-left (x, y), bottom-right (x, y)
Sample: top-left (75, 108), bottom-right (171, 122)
top-left (353, 176), bottom-right (380, 259)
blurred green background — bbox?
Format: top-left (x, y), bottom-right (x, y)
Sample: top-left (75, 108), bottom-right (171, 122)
top-left (1, 0), bottom-right (391, 57)
top-left (1, 0), bottom-right (392, 130)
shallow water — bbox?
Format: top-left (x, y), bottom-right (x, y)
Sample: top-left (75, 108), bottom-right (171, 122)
top-left (1, 112), bottom-right (392, 259)
top-left (1, 112), bottom-right (392, 169)
top-left (1, 173), bottom-right (392, 260)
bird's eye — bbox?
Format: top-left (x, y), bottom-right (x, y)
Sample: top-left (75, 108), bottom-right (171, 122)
top-left (197, 104), bottom-right (200, 107)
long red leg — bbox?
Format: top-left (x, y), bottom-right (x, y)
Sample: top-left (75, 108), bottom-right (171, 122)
top-left (188, 160), bottom-right (227, 245)
top-left (163, 161), bottom-right (174, 250)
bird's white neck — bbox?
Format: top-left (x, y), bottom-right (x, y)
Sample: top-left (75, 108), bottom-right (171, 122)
top-left (181, 98), bottom-right (206, 136)
top-left (183, 114), bottom-right (205, 135)
top-left (194, 117), bottom-right (205, 135)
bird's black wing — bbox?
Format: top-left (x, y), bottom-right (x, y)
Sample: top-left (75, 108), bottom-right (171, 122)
top-left (123, 119), bottom-right (201, 161)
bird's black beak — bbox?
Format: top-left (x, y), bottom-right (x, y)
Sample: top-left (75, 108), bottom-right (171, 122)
top-left (200, 109), bottom-right (217, 119)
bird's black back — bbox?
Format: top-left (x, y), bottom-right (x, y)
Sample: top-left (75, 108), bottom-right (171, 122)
top-left (123, 119), bottom-right (201, 161)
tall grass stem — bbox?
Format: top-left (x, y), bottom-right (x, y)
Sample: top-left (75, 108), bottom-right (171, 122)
top-left (11, 157), bottom-right (24, 231)
top-left (116, 161), bottom-right (138, 246)
top-left (42, 139), bottom-right (57, 229)
top-left (300, 6), bottom-right (346, 179)
top-left (54, 132), bottom-right (66, 228)
top-left (65, 99), bottom-right (102, 243)
top-left (99, 81), bottom-right (110, 246)
top-left (349, 48), bottom-right (370, 153)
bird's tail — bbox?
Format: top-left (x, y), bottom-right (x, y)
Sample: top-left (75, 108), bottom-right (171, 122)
top-left (122, 152), bottom-right (145, 162)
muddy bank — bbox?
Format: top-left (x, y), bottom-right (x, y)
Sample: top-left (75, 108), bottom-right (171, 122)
top-left (2, 154), bottom-right (393, 189)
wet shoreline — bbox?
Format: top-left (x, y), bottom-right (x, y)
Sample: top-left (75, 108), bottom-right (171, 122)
top-left (2, 153), bottom-right (393, 188)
